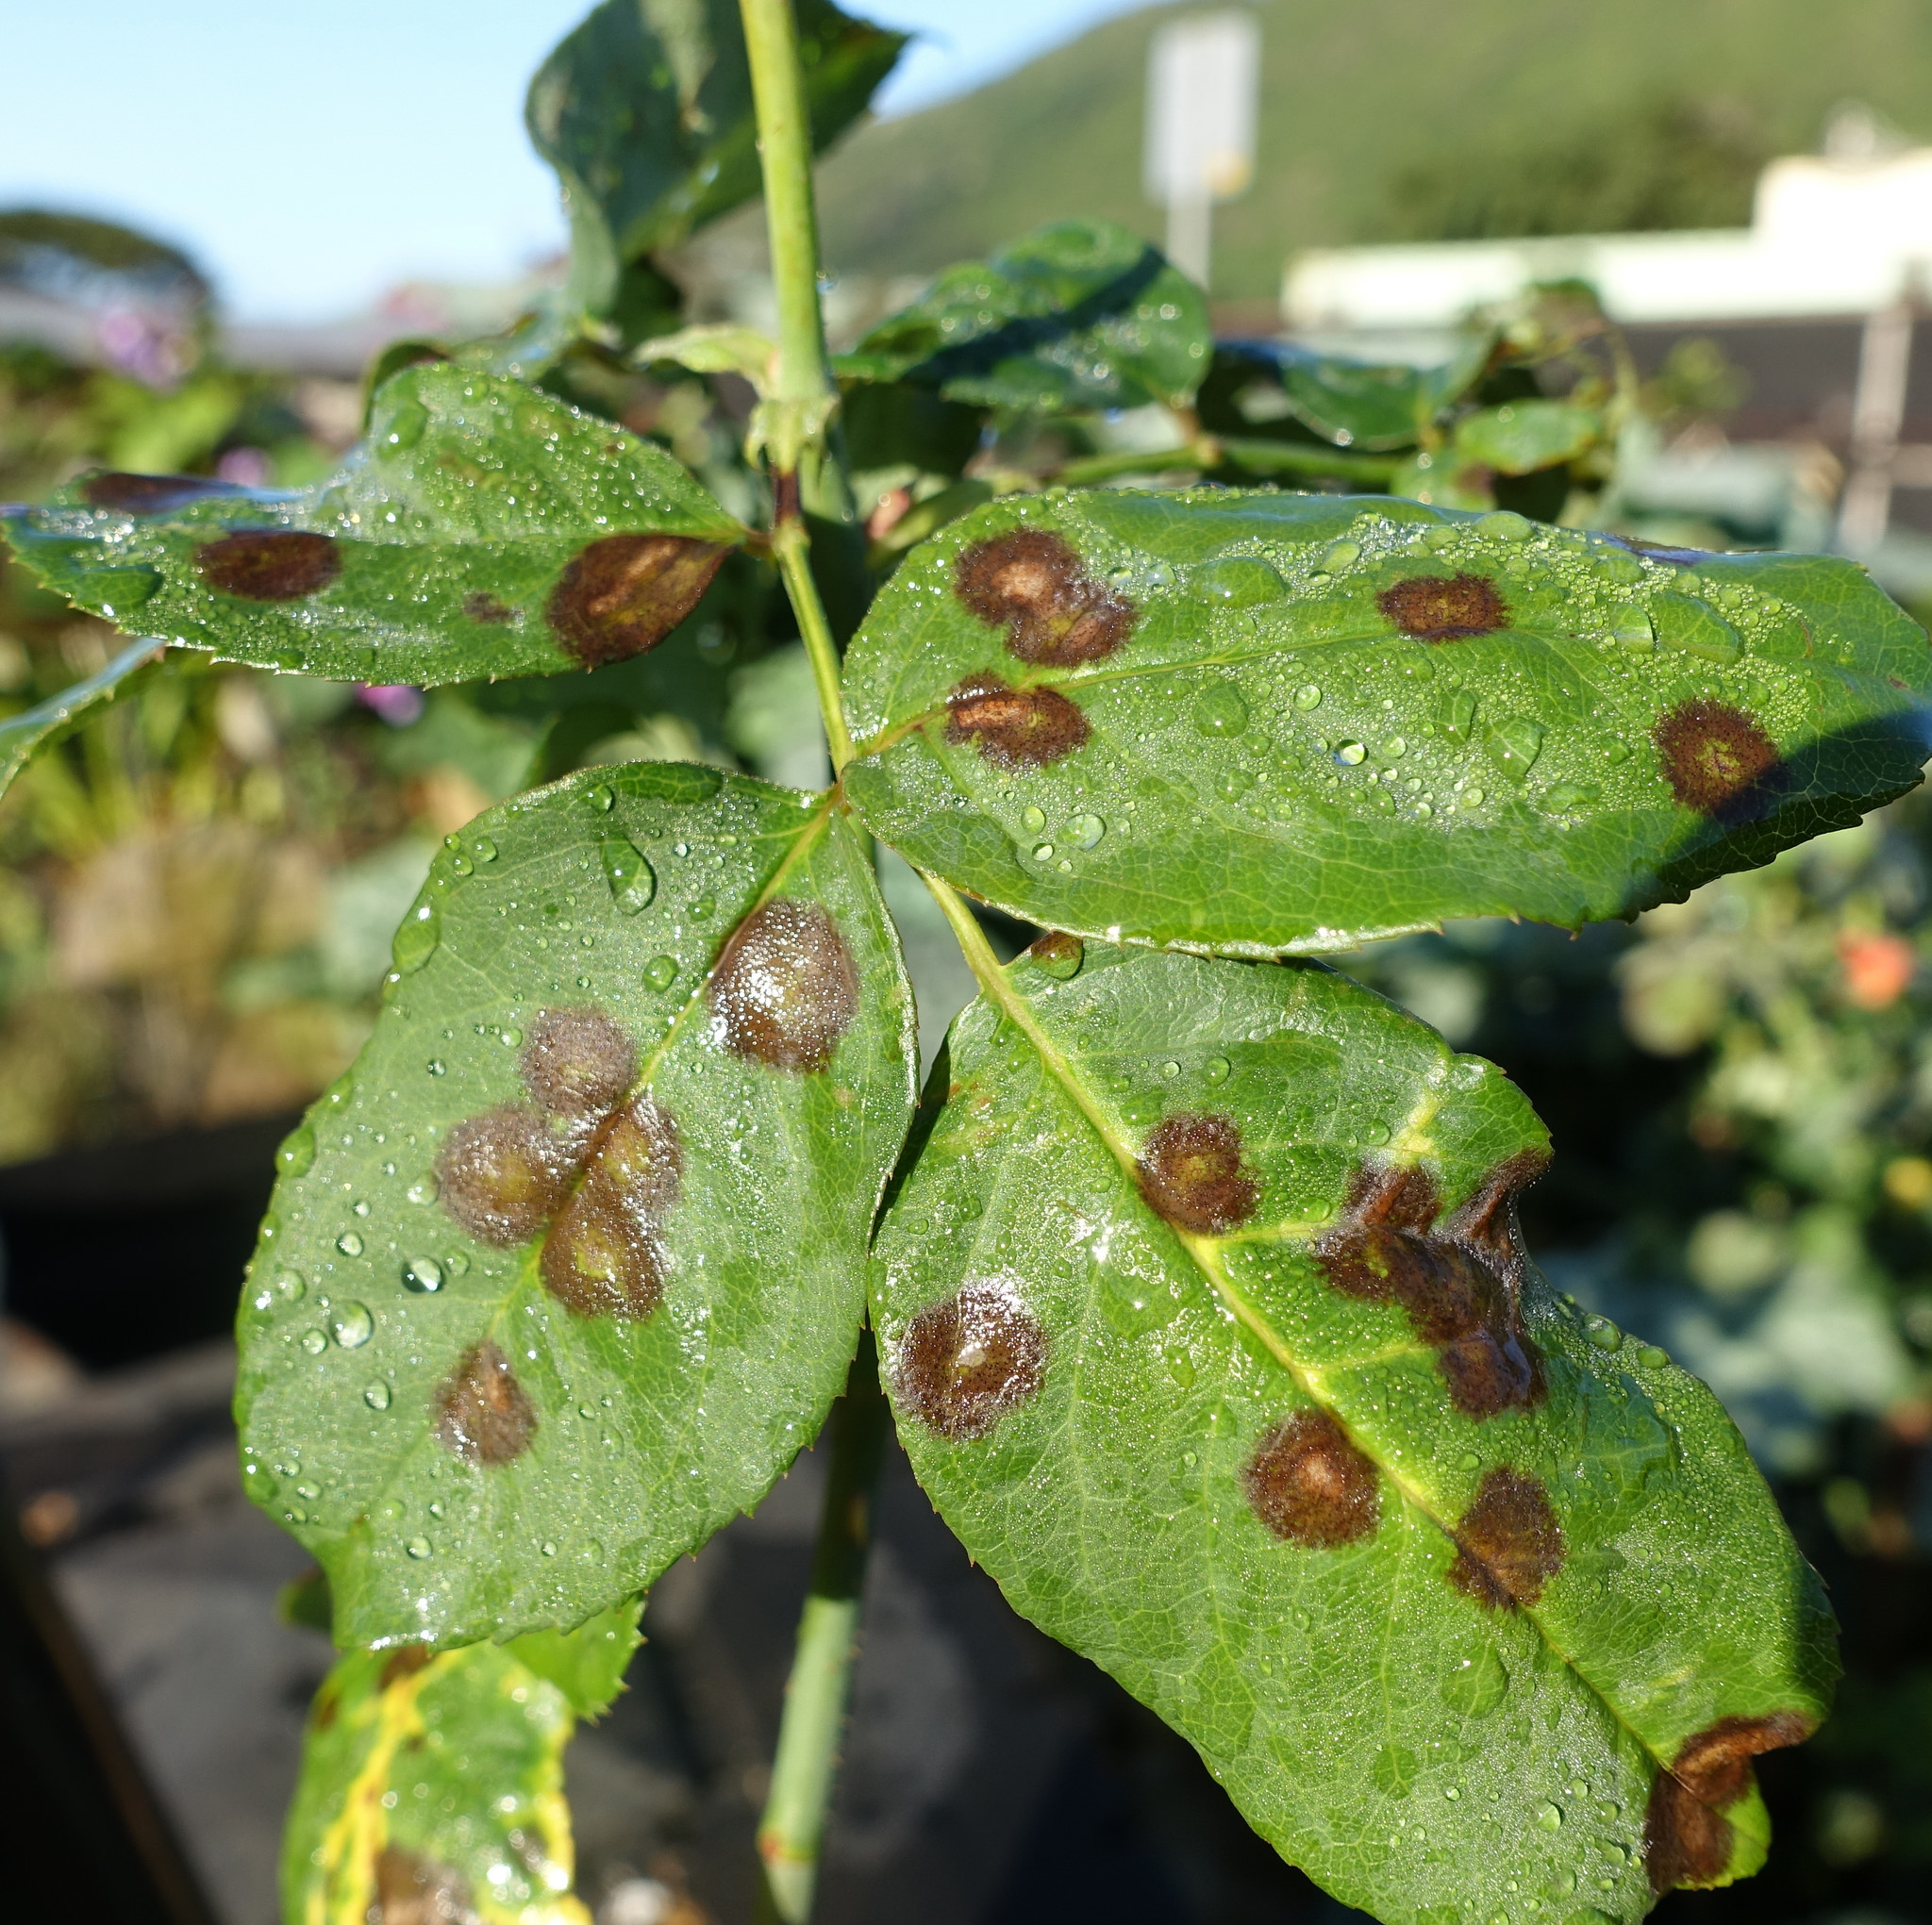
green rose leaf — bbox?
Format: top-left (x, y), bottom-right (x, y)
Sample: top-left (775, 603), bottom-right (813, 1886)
top-left (873, 939), bottom-right (1836, 1922)
top-left (526, 0), bottom-right (905, 316)
top-left (237, 761), bottom-right (915, 1649)
top-left (0, 635), bottom-right (164, 803)
top-left (839, 219), bottom-right (1212, 412)
top-left (1, 367), bottom-right (746, 689)
top-left (1269, 336), bottom-right (1494, 451)
top-left (1455, 399), bottom-right (1605, 476)
top-left (284, 1598), bottom-right (640, 1925)
top-left (841, 491), bottom-right (1932, 954)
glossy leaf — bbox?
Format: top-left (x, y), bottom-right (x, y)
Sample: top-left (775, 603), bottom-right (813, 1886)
top-left (633, 323), bottom-right (779, 392)
top-left (1266, 336), bottom-right (1494, 451)
top-left (525, 0), bottom-right (905, 315)
top-left (839, 219), bottom-right (1212, 412)
top-left (237, 762), bottom-right (915, 1649)
top-left (284, 1599), bottom-right (639, 1925)
top-left (841, 491), bottom-right (1932, 954)
top-left (0, 635), bottom-right (164, 802)
top-left (1, 367), bottom-right (745, 688)
top-left (874, 940), bottom-right (1836, 1922)
top-left (1455, 399), bottom-right (1604, 476)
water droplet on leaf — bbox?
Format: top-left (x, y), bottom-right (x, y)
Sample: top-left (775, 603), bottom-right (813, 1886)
top-left (278, 1123), bottom-right (315, 1177)
top-left (1292, 684), bottom-right (1323, 711)
top-left (337, 1231), bottom-right (364, 1257)
top-left (403, 1256), bottom-right (445, 1294)
top-left (406, 1536), bottom-right (432, 1559)
top-left (331, 1302), bottom-right (375, 1349)
top-left (392, 901), bottom-right (440, 975)
top-left (1337, 741), bottom-right (1367, 766)
top-left (601, 836), bottom-right (656, 914)
top-left (1192, 682), bottom-right (1249, 737)
top-left (365, 1381), bottom-right (392, 1411)
top-left (587, 783), bottom-right (615, 812)
top-left (300, 1329), bottom-right (327, 1355)
top-left (644, 954), bottom-right (678, 991)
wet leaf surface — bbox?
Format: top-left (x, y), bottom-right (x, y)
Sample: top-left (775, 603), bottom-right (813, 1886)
top-left (842, 491), bottom-right (1932, 954)
top-left (283, 1599), bottom-right (639, 1925)
top-left (873, 942), bottom-right (1836, 1920)
top-left (1, 366), bottom-right (744, 688)
top-left (839, 218), bottom-right (1211, 411)
top-left (238, 762), bottom-right (914, 1648)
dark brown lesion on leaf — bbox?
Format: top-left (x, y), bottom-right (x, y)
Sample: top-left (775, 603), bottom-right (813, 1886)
top-left (1376, 572), bottom-right (1508, 640)
top-left (944, 673), bottom-right (1091, 769)
top-left (541, 1095), bottom-right (681, 1321)
top-left (461, 590), bottom-right (515, 623)
top-left (1135, 1113), bottom-right (1259, 1236)
top-left (1313, 1153), bottom-right (1550, 1418)
top-left (435, 1104), bottom-right (581, 1248)
top-left (545, 532), bottom-right (728, 668)
top-left (1653, 698), bottom-right (1786, 823)
top-left (894, 1283), bottom-right (1046, 1440)
top-left (708, 899), bottom-right (858, 1073)
top-left (1241, 1408), bottom-right (1381, 1546)
top-left (956, 528), bottom-right (1135, 665)
top-left (432, 1337), bottom-right (537, 1467)
top-left (1445, 1466), bottom-right (1565, 1607)
top-left (518, 1007), bottom-right (638, 1117)
top-left (195, 530), bottom-right (342, 601)
top-left (372, 1846), bottom-right (478, 1925)
top-left (378, 1645), bottom-right (433, 1690)
top-left (82, 472), bottom-right (249, 514)
top-left (1644, 1713), bottom-right (1813, 1893)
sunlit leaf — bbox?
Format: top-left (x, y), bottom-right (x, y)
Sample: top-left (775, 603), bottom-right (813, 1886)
top-left (841, 490), bottom-right (1932, 954)
top-left (237, 762), bottom-right (914, 1648)
top-left (874, 939), bottom-right (1836, 1922)
top-left (1, 367), bottom-right (746, 688)
top-left (1455, 399), bottom-right (1605, 475)
top-left (1261, 335), bottom-right (1495, 451)
top-left (839, 219), bottom-right (1212, 412)
top-left (0, 635), bottom-right (164, 802)
top-left (284, 1599), bottom-right (639, 1925)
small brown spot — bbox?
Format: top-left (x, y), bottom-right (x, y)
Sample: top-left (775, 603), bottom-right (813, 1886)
top-left (1136, 1113), bottom-right (1258, 1236)
top-left (1644, 1713), bottom-right (1812, 1892)
top-left (462, 590), bottom-right (514, 623)
top-left (378, 1645), bottom-right (433, 1690)
top-left (709, 899), bottom-right (858, 1073)
top-left (545, 533), bottom-right (728, 668)
top-left (541, 1096), bottom-right (681, 1320)
top-left (1242, 1408), bottom-right (1381, 1546)
top-left (82, 471), bottom-right (246, 514)
top-left (1446, 1467), bottom-right (1565, 1608)
top-left (944, 673), bottom-right (1091, 769)
top-left (895, 1283), bottom-right (1046, 1440)
top-left (1314, 1158), bottom-right (1546, 1418)
top-left (435, 1104), bottom-right (581, 1247)
top-left (313, 1687), bottom-right (339, 1731)
top-left (1026, 931), bottom-right (1084, 974)
top-left (518, 1007), bottom-right (637, 1117)
top-left (1376, 573), bottom-right (1509, 640)
top-left (955, 529), bottom-right (1134, 665)
top-left (373, 1847), bottom-right (477, 1925)
top-left (196, 530), bottom-right (341, 601)
top-left (433, 1338), bottom-right (537, 1467)
top-left (1653, 699), bottom-right (1785, 822)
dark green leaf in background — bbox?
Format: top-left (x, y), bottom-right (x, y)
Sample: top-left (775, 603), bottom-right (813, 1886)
top-left (237, 762), bottom-right (915, 1649)
top-left (841, 492), bottom-right (1932, 954)
top-left (839, 219), bottom-right (1212, 412)
top-left (1269, 336), bottom-right (1494, 451)
top-left (283, 1598), bottom-right (639, 1925)
top-left (1454, 399), bottom-right (1605, 476)
top-left (525, 0), bottom-right (906, 317)
top-left (1, 366), bottom-right (745, 688)
top-left (874, 940), bottom-right (1836, 1921)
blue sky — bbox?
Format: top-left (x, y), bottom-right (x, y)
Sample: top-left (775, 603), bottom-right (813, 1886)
top-left (1, 1), bottom-right (1154, 322)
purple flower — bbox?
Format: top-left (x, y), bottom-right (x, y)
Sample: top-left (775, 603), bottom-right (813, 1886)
top-left (355, 684), bottom-right (425, 726)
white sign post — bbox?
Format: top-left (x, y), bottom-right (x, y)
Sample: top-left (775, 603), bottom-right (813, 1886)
top-left (1144, 11), bottom-right (1260, 290)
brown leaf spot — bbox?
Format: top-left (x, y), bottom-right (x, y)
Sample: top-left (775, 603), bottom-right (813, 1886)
top-left (944, 673), bottom-right (1091, 770)
top-left (433, 1338), bottom-right (537, 1467)
top-left (1644, 1714), bottom-right (1813, 1892)
top-left (541, 1096), bottom-right (681, 1321)
top-left (955, 528), bottom-right (1134, 665)
top-left (462, 591), bottom-right (514, 623)
top-left (1376, 573), bottom-right (1508, 640)
top-left (1136, 1113), bottom-right (1258, 1236)
top-left (545, 533), bottom-right (727, 668)
top-left (1653, 698), bottom-right (1785, 822)
top-left (1026, 931), bottom-right (1084, 973)
top-left (82, 471), bottom-right (246, 514)
top-left (378, 1645), bottom-right (433, 1691)
top-left (373, 1847), bottom-right (478, 1925)
top-left (709, 899), bottom-right (858, 1073)
top-left (195, 530), bottom-right (341, 601)
top-left (1241, 1408), bottom-right (1381, 1546)
top-left (895, 1283), bottom-right (1046, 1440)
top-left (1446, 1467), bottom-right (1565, 1608)
top-left (435, 1104), bottom-right (582, 1248)
top-left (1314, 1158), bottom-right (1546, 1418)
top-left (518, 1006), bottom-right (637, 1117)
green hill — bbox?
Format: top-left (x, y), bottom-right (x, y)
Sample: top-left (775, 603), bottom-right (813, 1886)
top-left (812, 0), bottom-right (1932, 300)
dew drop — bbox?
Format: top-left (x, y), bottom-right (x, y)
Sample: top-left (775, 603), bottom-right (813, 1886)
top-left (1033, 843), bottom-right (1055, 861)
top-left (392, 901), bottom-right (441, 975)
top-left (1320, 539), bottom-right (1360, 570)
top-left (1460, 788), bottom-right (1486, 809)
top-left (1160, 1059), bottom-right (1181, 1079)
top-left (1070, 812), bottom-right (1105, 849)
top-left (1609, 606), bottom-right (1654, 650)
top-left (1638, 1344), bottom-right (1669, 1367)
top-left (601, 836), bottom-right (656, 914)
top-left (587, 783), bottom-right (615, 812)
top-left (407, 1176), bottom-right (440, 1206)
top-left (331, 1302), bottom-right (375, 1349)
top-left (1584, 1317), bottom-right (1624, 1352)
top-left (1204, 1055), bottom-right (1231, 1084)
top-left (300, 1329), bottom-right (327, 1355)
top-left (1291, 684), bottom-right (1323, 712)
top-left (644, 954), bottom-right (678, 991)
top-left (337, 1231), bottom-right (365, 1257)
top-left (541, 1541), bottom-right (558, 1557)
top-left (403, 1256), bottom-right (446, 1294)
top-left (1489, 717), bottom-right (1545, 781)
top-left (406, 1536), bottom-right (432, 1560)
top-left (1336, 741), bottom-right (1367, 766)
top-left (365, 1381), bottom-right (392, 1411)
top-left (690, 896), bottom-right (715, 918)
top-left (1536, 1801), bottom-right (1563, 1832)
top-left (277, 1123), bottom-right (316, 1177)
top-left (445, 1252), bottom-right (471, 1277)
top-left (275, 1270), bottom-right (307, 1304)
top-left (473, 837), bottom-right (497, 861)
top-left (450, 851), bottom-right (474, 877)
top-left (427, 1059), bottom-right (447, 1076)
top-left (1164, 1346), bottom-right (1196, 1388)
top-left (1192, 682), bottom-right (1249, 737)
top-left (1022, 805), bottom-right (1047, 831)
top-left (1477, 510), bottom-right (1532, 543)
top-left (1380, 736), bottom-right (1407, 760)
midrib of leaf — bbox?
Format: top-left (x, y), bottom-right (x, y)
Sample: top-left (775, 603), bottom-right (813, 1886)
top-left (918, 871), bottom-right (1666, 1780)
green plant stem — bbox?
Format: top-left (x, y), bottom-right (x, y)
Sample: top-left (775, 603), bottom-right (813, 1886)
top-left (756, 1332), bottom-right (891, 1924)
top-left (774, 520), bottom-right (855, 772)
